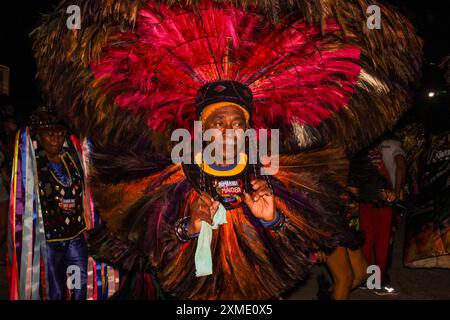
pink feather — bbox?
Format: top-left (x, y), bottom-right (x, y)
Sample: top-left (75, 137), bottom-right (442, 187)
top-left (90, 0), bottom-right (361, 132)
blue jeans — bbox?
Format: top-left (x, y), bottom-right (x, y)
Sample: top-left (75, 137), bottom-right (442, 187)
top-left (46, 234), bottom-right (88, 300)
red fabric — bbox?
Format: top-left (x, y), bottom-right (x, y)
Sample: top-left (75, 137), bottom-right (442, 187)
top-left (70, 135), bottom-right (82, 153)
top-left (143, 272), bottom-right (156, 299)
top-left (40, 257), bottom-right (47, 300)
top-left (359, 203), bottom-right (392, 281)
top-left (7, 187), bottom-right (18, 300)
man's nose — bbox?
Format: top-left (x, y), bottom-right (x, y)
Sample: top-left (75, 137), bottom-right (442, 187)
top-left (224, 127), bottom-right (236, 139)
top-left (49, 136), bottom-right (60, 143)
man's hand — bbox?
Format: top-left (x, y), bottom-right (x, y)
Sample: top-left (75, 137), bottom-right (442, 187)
top-left (244, 179), bottom-right (275, 222)
top-left (348, 186), bottom-right (359, 197)
top-left (188, 192), bottom-right (220, 235)
top-left (315, 251), bottom-right (328, 263)
top-left (380, 189), bottom-right (397, 203)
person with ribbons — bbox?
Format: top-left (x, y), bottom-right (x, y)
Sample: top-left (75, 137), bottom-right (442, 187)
top-left (7, 108), bottom-right (88, 300)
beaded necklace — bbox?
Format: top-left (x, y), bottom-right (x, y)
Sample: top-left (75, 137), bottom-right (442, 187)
top-left (48, 152), bottom-right (74, 188)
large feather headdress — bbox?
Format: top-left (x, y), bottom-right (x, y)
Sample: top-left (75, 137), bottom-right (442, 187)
top-left (32, 0), bottom-right (422, 183)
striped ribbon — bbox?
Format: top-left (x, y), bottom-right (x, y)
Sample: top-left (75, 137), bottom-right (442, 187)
top-left (7, 131), bottom-right (20, 299)
top-left (79, 138), bottom-right (120, 300)
top-left (7, 129), bottom-right (48, 300)
top-left (20, 128), bottom-right (34, 299)
top-left (32, 183), bottom-right (48, 299)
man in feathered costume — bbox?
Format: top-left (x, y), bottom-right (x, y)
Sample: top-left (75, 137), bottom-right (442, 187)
top-left (32, 0), bottom-right (422, 299)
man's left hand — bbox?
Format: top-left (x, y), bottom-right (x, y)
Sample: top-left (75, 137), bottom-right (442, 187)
top-left (244, 179), bottom-right (275, 222)
top-left (380, 189), bottom-right (397, 203)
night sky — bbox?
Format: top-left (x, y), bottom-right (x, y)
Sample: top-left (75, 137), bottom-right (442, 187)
top-left (0, 0), bottom-right (449, 127)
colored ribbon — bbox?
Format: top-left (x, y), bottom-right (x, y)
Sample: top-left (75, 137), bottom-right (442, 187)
top-left (80, 138), bottom-right (120, 300)
top-left (8, 129), bottom-right (49, 300)
top-left (32, 187), bottom-right (48, 300)
top-left (20, 129), bottom-right (34, 299)
top-left (7, 131), bottom-right (21, 299)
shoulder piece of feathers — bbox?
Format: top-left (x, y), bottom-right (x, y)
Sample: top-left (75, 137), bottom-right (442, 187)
top-left (32, 0), bottom-right (422, 185)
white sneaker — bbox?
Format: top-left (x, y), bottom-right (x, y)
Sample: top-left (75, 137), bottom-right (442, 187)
top-left (373, 285), bottom-right (400, 296)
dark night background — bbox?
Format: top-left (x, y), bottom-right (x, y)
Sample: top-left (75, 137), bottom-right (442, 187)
top-left (0, 0), bottom-right (449, 130)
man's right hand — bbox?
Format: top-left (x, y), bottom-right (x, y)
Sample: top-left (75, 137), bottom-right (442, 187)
top-left (380, 189), bottom-right (397, 203)
top-left (188, 192), bottom-right (220, 235)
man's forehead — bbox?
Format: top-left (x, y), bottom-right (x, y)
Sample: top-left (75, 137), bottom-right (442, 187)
top-left (207, 105), bottom-right (246, 118)
top-left (42, 127), bottom-right (65, 133)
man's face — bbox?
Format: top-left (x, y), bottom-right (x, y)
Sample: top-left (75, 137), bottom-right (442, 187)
top-left (39, 128), bottom-right (66, 157)
top-left (203, 105), bottom-right (247, 163)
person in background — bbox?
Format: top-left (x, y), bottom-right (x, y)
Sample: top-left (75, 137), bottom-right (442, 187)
top-left (378, 137), bottom-right (407, 289)
top-left (349, 135), bottom-right (406, 295)
top-left (7, 108), bottom-right (88, 299)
